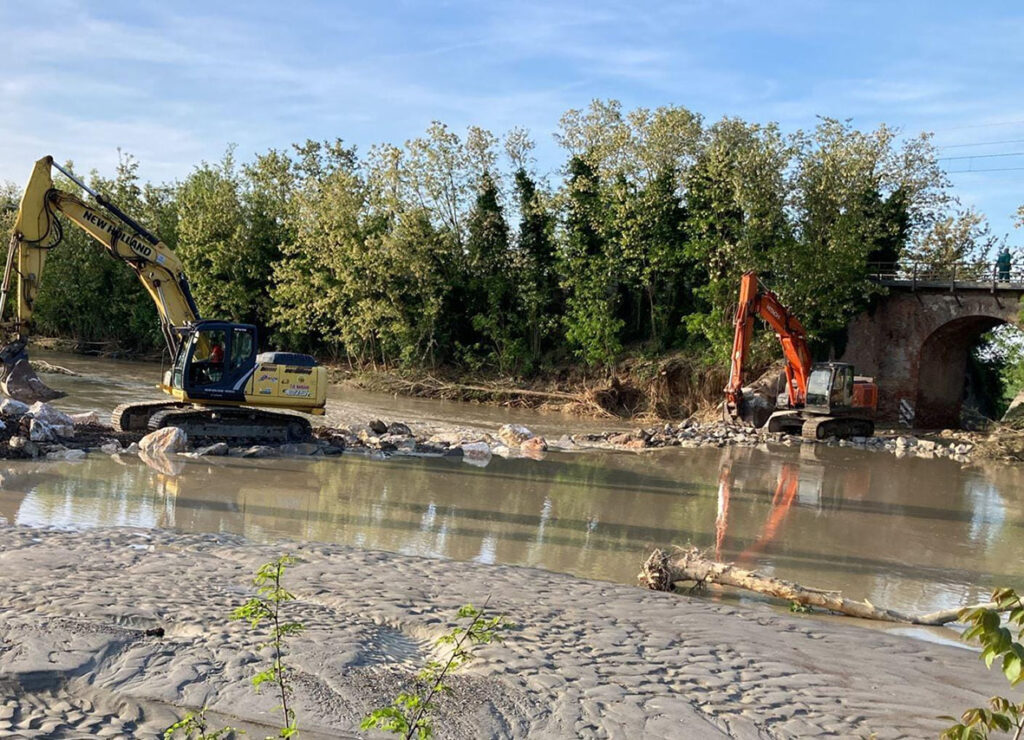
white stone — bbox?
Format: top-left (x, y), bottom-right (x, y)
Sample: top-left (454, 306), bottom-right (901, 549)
top-left (100, 442), bottom-right (122, 454)
top-left (0, 399), bottom-right (29, 417)
top-left (460, 441), bottom-right (492, 460)
top-left (497, 424), bottom-right (534, 447)
top-left (139, 427), bottom-right (188, 455)
top-left (29, 418), bottom-right (56, 442)
top-left (28, 402), bottom-right (75, 437)
top-left (70, 411), bottom-right (101, 425)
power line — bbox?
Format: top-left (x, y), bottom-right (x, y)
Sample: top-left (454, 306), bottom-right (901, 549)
top-left (946, 165), bottom-right (1024, 174)
top-left (938, 151), bottom-right (1024, 161)
top-left (937, 138), bottom-right (1024, 150)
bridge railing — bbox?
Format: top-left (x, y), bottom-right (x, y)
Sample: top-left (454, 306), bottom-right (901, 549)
top-left (865, 261), bottom-right (1024, 289)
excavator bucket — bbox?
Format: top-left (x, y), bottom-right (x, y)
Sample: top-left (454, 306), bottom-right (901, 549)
top-left (0, 340), bottom-right (65, 403)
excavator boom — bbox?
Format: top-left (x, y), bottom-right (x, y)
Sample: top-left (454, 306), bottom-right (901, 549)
top-left (725, 272), bottom-right (812, 419)
top-left (0, 156), bottom-right (204, 401)
top-left (1, 156), bottom-right (326, 442)
top-left (3, 157), bottom-right (201, 348)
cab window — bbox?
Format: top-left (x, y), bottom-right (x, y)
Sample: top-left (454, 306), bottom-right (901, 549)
top-left (830, 366), bottom-right (853, 406)
top-left (190, 329), bottom-right (227, 386)
top-left (806, 368), bottom-right (831, 406)
top-left (230, 329), bottom-right (255, 372)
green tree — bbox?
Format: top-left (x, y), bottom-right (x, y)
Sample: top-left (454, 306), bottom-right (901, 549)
top-left (464, 171), bottom-right (521, 371)
top-left (909, 208), bottom-right (998, 276)
top-left (270, 140), bottom-right (366, 357)
top-left (609, 166), bottom-right (687, 348)
top-left (559, 156), bottom-right (622, 365)
top-left (176, 149), bottom-right (251, 323)
top-left (682, 119), bottom-right (793, 357)
top-left (782, 119), bottom-right (915, 340)
top-left (512, 167), bottom-right (558, 364)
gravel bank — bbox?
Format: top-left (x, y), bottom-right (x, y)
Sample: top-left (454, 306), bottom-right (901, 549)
top-left (0, 525), bottom-right (1006, 738)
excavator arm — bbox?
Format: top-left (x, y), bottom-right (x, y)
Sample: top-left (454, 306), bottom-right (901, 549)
top-left (0, 156), bottom-right (202, 400)
top-left (724, 271), bottom-right (812, 418)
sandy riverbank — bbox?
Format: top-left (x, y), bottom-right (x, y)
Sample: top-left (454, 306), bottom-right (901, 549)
top-left (0, 525), bottom-right (1007, 738)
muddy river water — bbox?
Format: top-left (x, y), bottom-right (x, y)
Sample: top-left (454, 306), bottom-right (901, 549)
top-left (6, 352), bottom-right (1024, 620)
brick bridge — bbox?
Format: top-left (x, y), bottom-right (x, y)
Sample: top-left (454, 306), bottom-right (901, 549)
top-left (838, 263), bottom-right (1024, 428)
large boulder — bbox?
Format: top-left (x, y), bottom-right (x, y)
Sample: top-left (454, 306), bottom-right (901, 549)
top-left (193, 442), bottom-right (229, 457)
top-left (0, 399), bottom-right (29, 418)
top-left (522, 436), bottom-right (548, 454)
top-left (460, 441), bottom-right (492, 466)
top-left (69, 411), bottom-right (101, 426)
top-left (27, 402), bottom-right (75, 439)
top-left (139, 426), bottom-right (188, 455)
top-left (735, 364), bottom-right (787, 428)
top-left (1003, 389), bottom-right (1024, 427)
top-left (497, 424), bottom-right (535, 447)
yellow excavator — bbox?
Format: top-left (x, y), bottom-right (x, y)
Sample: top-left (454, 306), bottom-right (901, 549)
top-left (0, 155), bottom-right (327, 442)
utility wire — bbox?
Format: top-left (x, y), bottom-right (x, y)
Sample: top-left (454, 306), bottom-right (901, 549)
top-left (937, 138), bottom-right (1024, 150)
top-left (938, 151), bottom-right (1024, 161)
top-left (946, 165), bottom-right (1024, 174)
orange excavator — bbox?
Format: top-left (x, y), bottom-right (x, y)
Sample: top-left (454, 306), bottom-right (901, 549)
top-left (725, 272), bottom-right (877, 439)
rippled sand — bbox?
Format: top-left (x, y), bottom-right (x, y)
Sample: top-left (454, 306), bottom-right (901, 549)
top-left (0, 525), bottom-right (1008, 738)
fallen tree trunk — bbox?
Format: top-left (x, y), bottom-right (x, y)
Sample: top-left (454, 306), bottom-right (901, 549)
top-left (639, 547), bottom-right (997, 625)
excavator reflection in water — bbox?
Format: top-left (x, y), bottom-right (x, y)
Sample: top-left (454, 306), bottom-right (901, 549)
top-left (713, 446), bottom-right (873, 564)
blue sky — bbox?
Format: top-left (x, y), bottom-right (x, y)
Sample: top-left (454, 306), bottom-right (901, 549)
top-left (2, 0), bottom-right (1022, 238)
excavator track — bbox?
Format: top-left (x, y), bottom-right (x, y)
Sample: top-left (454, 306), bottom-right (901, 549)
top-left (112, 401), bottom-right (312, 444)
top-left (801, 416), bottom-right (874, 441)
top-left (147, 405), bottom-right (311, 444)
top-left (112, 401), bottom-right (190, 432)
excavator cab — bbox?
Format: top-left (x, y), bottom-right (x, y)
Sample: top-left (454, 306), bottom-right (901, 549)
top-left (805, 362), bottom-right (855, 413)
top-left (167, 321), bottom-right (257, 402)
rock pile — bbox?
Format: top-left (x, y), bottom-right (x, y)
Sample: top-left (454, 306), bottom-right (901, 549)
top-left (0, 400), bottom-right (989, 468)
top-left (567, 421), bottom-right (976, 463)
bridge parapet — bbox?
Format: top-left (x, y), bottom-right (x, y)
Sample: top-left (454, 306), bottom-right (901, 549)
top-left (866, 261), bottom-right (1024, 292)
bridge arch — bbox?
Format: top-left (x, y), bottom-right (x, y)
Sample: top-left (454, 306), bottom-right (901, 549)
top-left (913, 315), bottom-right (1006, 428)
top-left (840, 281), bottom-right (1024, 428)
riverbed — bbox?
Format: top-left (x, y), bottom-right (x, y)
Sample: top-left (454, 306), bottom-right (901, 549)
top-left (20, 351), bottom-right (1024, 619)
top-left (2, 351), bottom-right (1021, 737)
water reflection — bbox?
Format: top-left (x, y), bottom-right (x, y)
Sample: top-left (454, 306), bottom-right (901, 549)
top-left (0, 443), bottom-right (1022, 617)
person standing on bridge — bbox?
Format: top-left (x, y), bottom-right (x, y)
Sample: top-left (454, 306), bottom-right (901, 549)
top-left (997, 247), bottom-right (1012, 281)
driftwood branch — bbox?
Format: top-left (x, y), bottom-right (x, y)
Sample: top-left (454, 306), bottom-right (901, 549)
top-left (639, 547), bottom-right (998, 625)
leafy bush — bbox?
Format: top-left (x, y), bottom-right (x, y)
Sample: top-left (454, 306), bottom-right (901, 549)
top-left (942, 588), bottom-right (1024, 738)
